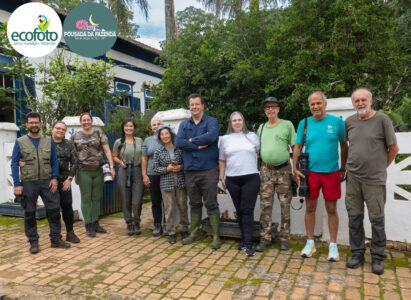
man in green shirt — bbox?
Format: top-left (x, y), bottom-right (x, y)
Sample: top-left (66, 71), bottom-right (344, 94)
top-left (256, 97), bottom-right (296, 252)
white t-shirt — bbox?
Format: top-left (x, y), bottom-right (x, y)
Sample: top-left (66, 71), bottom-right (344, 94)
top-left (219, 132), bottom-right (260, 177)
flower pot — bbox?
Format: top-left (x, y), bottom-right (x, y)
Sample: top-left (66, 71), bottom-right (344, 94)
top-left (0, 203), bottom-right (46, 219)
top-left (201, 218), bottom-right (278, 241)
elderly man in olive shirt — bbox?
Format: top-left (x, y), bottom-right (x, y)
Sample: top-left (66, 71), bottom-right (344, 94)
top-left (345, 88), bottom-right (399, 275)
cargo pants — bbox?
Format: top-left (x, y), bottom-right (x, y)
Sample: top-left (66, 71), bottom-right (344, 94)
top-left (259, 163), bottom-right (293, 242)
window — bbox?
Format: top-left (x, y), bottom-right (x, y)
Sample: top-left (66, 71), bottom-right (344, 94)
top-left (118, 94), bottom-right (130, 108)
top-left (114, 79), bottom-right (133, 109)
top-left (0, 73), bottom-right (15, 123)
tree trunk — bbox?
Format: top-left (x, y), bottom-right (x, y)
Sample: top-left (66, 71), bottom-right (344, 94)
top-left (165, 0), bottom-right (177, 40)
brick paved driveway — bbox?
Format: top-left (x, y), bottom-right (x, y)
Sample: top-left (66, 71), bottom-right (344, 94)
top-left (0, 203), bottom-right (410, 299)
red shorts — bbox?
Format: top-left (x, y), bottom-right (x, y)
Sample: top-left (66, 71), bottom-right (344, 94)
top-left (307, 171), bottom-right (341, 201)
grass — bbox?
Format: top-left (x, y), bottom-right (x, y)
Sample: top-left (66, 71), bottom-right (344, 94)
top-left (223, 276), bottom-right (250, 289)
top-left (96, 260), bottom-right (116, 272)
top-left (0, 215), bottom-right (49, 232)
top-left (393, 257), bottom-right (408, 268)
top-left (81, 274), bottom-right (106, 288)
top-left (251, 278), bottom-right (265, 285)
top-left (164, 245), bottom-right (183, 255)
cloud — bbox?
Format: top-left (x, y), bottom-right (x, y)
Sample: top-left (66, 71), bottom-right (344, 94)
top-left (133, 0), bottom-right (204, 41)
top-left (137, 36), bottom-right (162, 50)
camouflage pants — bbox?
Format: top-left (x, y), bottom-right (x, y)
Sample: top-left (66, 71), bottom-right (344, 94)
top-left (259, 163), bottom-right (292, 242)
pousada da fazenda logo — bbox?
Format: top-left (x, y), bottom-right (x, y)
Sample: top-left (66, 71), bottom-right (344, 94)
top-left (63, 2), bottom-right (118, 58)
top-left (7, 3), bottom-right (62, 57)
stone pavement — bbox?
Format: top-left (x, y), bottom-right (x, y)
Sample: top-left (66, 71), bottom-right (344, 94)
top-left (0, 203), bottom-right (410, 300)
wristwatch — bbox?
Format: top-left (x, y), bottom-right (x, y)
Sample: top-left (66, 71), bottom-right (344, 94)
top-left (110, 166), bottom-right (114, 169)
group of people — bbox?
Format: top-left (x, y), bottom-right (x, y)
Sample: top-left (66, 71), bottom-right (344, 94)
top-left (11, 88), bottom-right (399, 276)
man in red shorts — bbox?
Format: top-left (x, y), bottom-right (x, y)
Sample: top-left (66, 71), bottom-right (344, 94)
top-left (293, 91), bottom-right (348, 261)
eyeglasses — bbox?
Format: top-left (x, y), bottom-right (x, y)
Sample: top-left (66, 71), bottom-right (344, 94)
top-left (27, 122), bottom-right (40, 125)
top-left (264, 105), bottom-right (279, 110)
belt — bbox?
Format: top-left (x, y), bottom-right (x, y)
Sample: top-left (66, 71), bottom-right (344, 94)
top-left (262, 160), bottom-right (289, 170)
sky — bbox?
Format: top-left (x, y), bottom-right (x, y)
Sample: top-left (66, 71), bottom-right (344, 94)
top-left (133, 1), bottom-right (205, 50)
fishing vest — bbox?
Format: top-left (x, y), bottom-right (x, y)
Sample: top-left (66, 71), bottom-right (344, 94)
top-left (17, 135), bottom-right (52, 182)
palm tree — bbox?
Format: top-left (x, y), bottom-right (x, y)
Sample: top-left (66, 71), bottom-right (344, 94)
top-left (165, 0), bottom-right (178, 40)
top-left (43, 0), bottom-right (150, 38)
top-left (108, 0), bottom-right (150, 38)
top-left (198, 0), bottom-right (285, 19)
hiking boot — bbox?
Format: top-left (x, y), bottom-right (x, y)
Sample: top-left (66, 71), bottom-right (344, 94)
top-left (85, 223), bottom-right (96, 237)
top-left (29, 241), bottom-right (39, 254)
top-left (51, 239), bottom-right (71, 249)
top-left (280, 240), bottom-right (290, 251)
top-left (66, 231), bottom-right (80, 243)
top-left (152, 223), bottom-right (162, 236)
top-left (301, 241), bottom-right (316, 258)
top-left (182, 213), bottom-right (203, 245)
top-left (256, 239), bottom-right (271, 252)
top-left (209, 214), bottom-right (221, 250)
top-left (127, 223), bottom-right (134, 236)
top-left (134, 223), bottom-right (141, 235)
top-left (347, 255), bottom-right (365, 269)
top-left (372, 260), bottom-right (384, 275)
top-left (94, 221), bottom-right (107, 234)
top-left (169, 234), bottom-right (177, 244)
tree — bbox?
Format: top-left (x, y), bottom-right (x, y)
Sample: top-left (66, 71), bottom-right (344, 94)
top-left (165, 0), bottom-right (178, 40)
top-left (36, 49), bottom-right (118, 129)
top-left (153, 1), bottom-right (406, 131)
top-left (198, 0), bottom-right (286, 19)
top-left (43, 0), bottom-right (150, 38)
top-left (0, 23), bottom-right (118, 131)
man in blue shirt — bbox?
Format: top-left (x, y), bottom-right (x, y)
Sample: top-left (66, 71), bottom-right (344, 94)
top-left (293, 92), bottom-right (348, 262)
top-left (11, 112), bottom-right (70, 254)
top-left (176, 94), bottom-right (221, 249)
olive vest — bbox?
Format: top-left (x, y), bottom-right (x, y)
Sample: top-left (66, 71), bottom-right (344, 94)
top-left (17, 135), bottom-right (52, 182)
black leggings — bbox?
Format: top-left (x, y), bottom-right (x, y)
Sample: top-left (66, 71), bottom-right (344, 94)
top-left (149, 175), bottom-right (163, 224)
top-left (59, 187), bottom-right (74, 232)
top-left (225, 173), bottom-right (260, 247)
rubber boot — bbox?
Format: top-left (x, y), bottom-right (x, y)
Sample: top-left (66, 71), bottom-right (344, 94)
top-left (182, 213), bottom-right (202, 245)
top-left (209, 214), bottom-right (221, 250)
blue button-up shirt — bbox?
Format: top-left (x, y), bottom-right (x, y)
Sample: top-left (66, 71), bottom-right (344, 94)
top-left (176, 114), bottom-right (219, 171)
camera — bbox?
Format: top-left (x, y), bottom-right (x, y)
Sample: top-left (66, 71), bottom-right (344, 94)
top-left (14, 194), bottom-right (25, 204)
top-left (100, 158), bottom-right (113, 184)
top-left (124, 160), bottom-right (133, 188)
top-left (297, 152), bottom-right (310, 197)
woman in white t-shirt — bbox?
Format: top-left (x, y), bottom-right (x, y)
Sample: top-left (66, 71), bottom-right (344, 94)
top-left (219, 112), bottom-right (260, 256)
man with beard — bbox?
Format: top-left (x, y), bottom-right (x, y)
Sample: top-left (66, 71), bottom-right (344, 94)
top-left (11, 112), bottom-right (70, 254)
top-left (345, 88), bottom-right (399, 275)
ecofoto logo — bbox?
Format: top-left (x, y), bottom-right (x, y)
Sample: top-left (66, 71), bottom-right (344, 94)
top-left (7, 3), bottom-right (62, 58)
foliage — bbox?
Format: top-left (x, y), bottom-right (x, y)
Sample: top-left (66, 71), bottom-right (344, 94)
top-left (153, 0), bottom-right (408, 132)
top-left (0, 24), bottom-right (36, 106)
top-left (37, 49), bottom-right (118, 129)
top-left (385, 97), bottom-right (411, 132)
top-left (43, 0), bottom-right (150, 38)
top-left (103, 108), bottom-right (155, 140)
top-left (0, 23), bottom-right (118, 131)
top-left (198, 0), bottom-right (286, 19)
